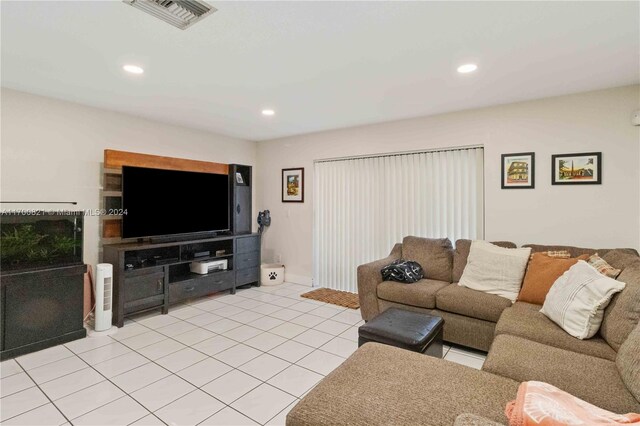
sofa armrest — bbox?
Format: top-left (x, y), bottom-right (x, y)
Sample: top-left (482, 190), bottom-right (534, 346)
top-left (357, 243), bottom-right (402, 321)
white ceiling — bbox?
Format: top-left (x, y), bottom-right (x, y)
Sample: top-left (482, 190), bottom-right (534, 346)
top-left (2, 1), bottom-right (638, 141)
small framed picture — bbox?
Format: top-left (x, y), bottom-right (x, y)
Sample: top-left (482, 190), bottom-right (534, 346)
top-left (501, 152), bottom-right (535, 189)
top-left (551, 152), bottom-right (602, 185)
top-left (282, 168), bottom-right (304, 202)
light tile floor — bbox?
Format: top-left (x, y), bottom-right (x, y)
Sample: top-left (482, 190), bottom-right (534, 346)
top-left (0, 283), bottom-right (487, 425)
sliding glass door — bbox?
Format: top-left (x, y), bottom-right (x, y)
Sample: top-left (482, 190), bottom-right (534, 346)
top-left (313, 147), bottom-right (484, 292)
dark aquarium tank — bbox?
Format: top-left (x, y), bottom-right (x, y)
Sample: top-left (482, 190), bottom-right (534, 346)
top-left (1, 211), bottom-right (83, 273)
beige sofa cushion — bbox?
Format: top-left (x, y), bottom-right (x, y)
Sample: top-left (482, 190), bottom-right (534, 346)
top-left (600, 251), bottom-right (640, 351)
top-left (602, 249), bottom-right (640, 270)
top-left (287, 343), bottom-right (519, 426)
top-left (459, 241), bottom-right (531, 302)
top-left (541, 261), bottom-right (625, 339)
top-left (436, 284), bottom-right (512, 322)
top-left (452, 240), bottom-right (517, 283)
top-left (377, 278), bottom-right (448, 309)
top-left (432, 309), bottom-right (496, 352)
top-left (617, 321), bottom-right (640, 403)
top-left (495, 302), bottom-right (616, 360)
top-left (483, 335), bottom-right (640, 413)
top-left (402, 236), bottom-right (453, 282)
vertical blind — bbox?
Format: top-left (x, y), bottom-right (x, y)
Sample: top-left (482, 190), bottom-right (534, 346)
top-left (313, 147), bottom-right (484, 292)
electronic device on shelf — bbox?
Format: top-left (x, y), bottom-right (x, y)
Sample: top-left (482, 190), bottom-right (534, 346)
top-left (190, 259), bottom-right (228, 275)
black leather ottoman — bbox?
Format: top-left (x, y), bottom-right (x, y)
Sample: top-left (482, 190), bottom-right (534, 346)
top-left (358, 308), bottom-right (444, 358)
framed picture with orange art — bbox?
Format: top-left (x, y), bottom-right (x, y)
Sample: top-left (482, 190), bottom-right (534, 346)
top-left (501, 152), bottom-right (535, 189)
top-left (551, 152), bottom-right (602, 185)
top-left (282, 167), bottom-right (304, 202)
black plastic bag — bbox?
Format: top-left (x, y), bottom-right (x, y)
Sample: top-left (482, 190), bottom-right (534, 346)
top-left (381, 259), bottom-right (424, 283)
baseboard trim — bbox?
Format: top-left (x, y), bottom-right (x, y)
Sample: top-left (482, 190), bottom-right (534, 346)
top-left (285, 273), bottom-right (313, 286)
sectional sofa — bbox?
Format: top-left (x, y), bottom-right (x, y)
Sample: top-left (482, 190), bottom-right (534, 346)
top-left (286, 237), bottom-right (640, 425)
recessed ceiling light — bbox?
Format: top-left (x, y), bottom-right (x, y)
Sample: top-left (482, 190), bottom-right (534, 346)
top-left (457, 63), bottom-right (478, 74)
top-left (123, 64), bottom-right (144, 75)
top-left (262, 109), bottom-right (275, 116)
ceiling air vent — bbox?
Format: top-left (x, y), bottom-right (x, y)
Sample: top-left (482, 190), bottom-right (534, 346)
top-left (123, 0), bottom-right (217, 30)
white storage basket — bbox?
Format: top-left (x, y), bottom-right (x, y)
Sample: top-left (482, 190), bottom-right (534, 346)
top-left (261, 263), bottom-right (285, 286)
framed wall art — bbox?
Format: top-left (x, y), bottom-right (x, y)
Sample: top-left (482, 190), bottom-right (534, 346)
top-left (501, 152), bottom-right (535, 189)
top-left (551, 152), bottom-right (601, 185)
top-left (282, 167), bottom-right (304, 202)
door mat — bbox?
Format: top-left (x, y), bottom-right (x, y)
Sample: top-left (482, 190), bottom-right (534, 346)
top-left (301, 288), bottom-right (360, 309)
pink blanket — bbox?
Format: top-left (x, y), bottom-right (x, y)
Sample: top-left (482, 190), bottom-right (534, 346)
top-left (505, 381), bottom-right (640, 426)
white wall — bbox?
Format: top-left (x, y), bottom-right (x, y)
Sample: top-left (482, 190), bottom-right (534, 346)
top-left (1, 88), bottom-right (258, 268)
top-left (3, 86), bottom-right (638, 286)
top-left (256, 85), bottom-right (640, 285)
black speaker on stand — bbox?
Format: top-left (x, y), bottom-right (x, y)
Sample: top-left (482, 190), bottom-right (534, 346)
top-left (229, 164), bottom-right (252, 234)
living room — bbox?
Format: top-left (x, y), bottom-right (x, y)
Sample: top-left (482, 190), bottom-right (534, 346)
top-left (1, 1), bottom-right (639, 426)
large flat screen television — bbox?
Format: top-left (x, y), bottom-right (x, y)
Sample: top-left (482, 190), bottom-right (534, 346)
top-left (122, 166), bottom-right (229, 239)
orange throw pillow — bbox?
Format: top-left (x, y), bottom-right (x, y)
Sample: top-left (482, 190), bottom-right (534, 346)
top-left (518, 253), bottom-right (589, 305)
top-left (505, 381), bottom-right (640, 426)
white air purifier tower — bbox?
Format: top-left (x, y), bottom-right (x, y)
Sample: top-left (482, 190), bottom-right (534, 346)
top-left (94, 263), bottom-right (113, 332)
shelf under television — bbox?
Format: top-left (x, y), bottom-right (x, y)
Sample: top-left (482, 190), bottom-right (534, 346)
top-left (169, 269), bottom-right (233, 285)
top-left (182, 253), bottom-right (233, 263)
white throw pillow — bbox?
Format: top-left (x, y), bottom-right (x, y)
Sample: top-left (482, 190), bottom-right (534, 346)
top-left (541, 260), bottom-right (626, 339)
top-left (458, 240), bottom-right (531, 302)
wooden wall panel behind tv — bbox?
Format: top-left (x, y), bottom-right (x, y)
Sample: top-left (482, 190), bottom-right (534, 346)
top-left (101, 150), bottom-right (229, 241)
top-left (104, 149), bottom-right (229, 174)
